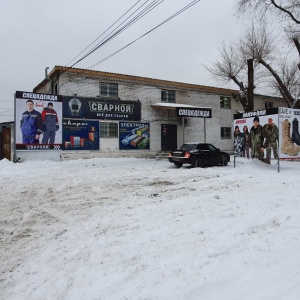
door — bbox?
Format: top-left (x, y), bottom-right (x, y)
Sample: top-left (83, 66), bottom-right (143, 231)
top-left (1, 128), bottom-right (11, 160)
top-left (161, 124), bottom-right (177, 151)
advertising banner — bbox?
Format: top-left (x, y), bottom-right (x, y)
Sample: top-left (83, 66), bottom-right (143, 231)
top-left (233, 108), bottom-right (279, 159)
top-left (15, 91), bottom-right (63, 150)
top-left (176, 107), bottom-right (212, 118)
top-left (119, 122), bottom-right (150, 150)
top-left (62, 96), bottom-right (141, 121)
top-left (278, 107), bottom-right (300, 159)
top-left (62, 119), bottom-right (99, 150)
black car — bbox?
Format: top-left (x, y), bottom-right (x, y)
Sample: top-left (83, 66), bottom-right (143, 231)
top-left (168, 143), bottom-right (230, 168)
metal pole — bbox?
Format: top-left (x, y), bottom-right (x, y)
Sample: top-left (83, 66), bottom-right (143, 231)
top-left (204, 118), bottom-right (206, 142)
top-left (182, 117), bottom-right (185, 144)
top-left (277, 112), bottom-right (280, 173)
top-left (13, 93), bottom-right (17, 162)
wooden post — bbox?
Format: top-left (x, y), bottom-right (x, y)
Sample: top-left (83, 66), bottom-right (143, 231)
top-left (247, 58), bottom-right (254, 112)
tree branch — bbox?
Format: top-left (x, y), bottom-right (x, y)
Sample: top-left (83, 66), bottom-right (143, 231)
top-left (259, 58), bottom-right (295, 106)
top-left (270, 0), bottom-right (300, 24)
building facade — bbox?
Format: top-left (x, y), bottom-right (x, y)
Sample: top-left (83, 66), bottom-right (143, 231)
top-left (33, 66), bottom-right (286, 158)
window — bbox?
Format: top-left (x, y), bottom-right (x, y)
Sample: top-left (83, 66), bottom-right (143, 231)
top-left (99, 82), bottom-right (118, 98)
top-left (265, 102), bottom-right (273, 109)
top-left (161, 90), bottom-right (175, 103)
top-left (220, 96), bottom-right (231, 109)
top-left (221, 127), bottom-right (231, 139)
top-left (100, 122), bottom-right (118, 138)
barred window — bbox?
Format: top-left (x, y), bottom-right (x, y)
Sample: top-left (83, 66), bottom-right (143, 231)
top-left (99, 82), bottom-right (118, 98)
top-left (221, 127), bottom-right (231, 139)
top-left (100, 122), bottom-right (118, 138)
top-left (161, 90), bottom-right (175, 103)
top-left (220, 96), bottom-right (231, 109)
top-left (265, 102), bottom-right (273, 109)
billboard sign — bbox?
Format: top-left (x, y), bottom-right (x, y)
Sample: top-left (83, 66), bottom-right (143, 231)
top-left (62, 119), bottom-right (99, 150)
top-left (233, 108), bottom-right (278, 159)
top-left (62, 96), bottom-right (141, 121)
top-left (278, 107), bottom-right (300, 159)
top-left (119, 122), bottom-right (150, 150)
top-left (176, 107), bottom-right (212, 118)
top-left (15, 91), bottom-right (63, 150)
top-left (234, 107), bottom-right (300, 160)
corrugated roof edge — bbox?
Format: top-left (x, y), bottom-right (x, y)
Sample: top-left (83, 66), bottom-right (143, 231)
top-left (33, 66), bottom-right (284, 101)
top-left (33, 65), bottom-right (238, 95)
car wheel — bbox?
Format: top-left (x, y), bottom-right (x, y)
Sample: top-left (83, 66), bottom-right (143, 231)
top-left (174, 162), bottom-right (183, 168)
top-left (194, 158), bottom-right (204, 168)
top-left (222, 156), bottom-right (229, 166)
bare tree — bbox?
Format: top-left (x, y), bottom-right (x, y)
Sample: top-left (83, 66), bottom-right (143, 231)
top-left (236, 0), bottom-right (300, 24)
top-left (241, 24), bottom-right (297, 106)
top-left (205, 41), bottom-right (250, 110)
top-left (271, 58), bottom-right (300, 106)
top-left (236, 0), bottom-right (300, 59)
top-left (206, 24), bottom-right (286, 111)
top-left (206, 2), bottom-right (300, 110)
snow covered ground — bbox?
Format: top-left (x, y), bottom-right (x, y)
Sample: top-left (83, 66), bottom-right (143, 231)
top-left (0, 156), bottom-right (300, 300)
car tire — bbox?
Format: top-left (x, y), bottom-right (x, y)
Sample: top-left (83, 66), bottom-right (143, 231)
top-left (194, 158), bottom-right (204, 168)
top-left (222, 156), bottom-right (229, 166)
top-left (174, 162), bottom-right (183, 168)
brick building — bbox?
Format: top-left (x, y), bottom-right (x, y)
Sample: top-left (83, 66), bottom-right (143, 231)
top-left (33, 66), bottom-right (286, 158)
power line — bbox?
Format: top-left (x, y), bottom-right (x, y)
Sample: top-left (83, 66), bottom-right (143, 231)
top-left (66, 0), bottom-right (144, 67)
top-left (69, 0), bottom-right (165, 68)
top-left (88, 0), bottom-right (201, 69)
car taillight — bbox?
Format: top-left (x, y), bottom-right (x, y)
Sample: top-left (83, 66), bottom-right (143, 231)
top-left (184, 152), bottom-right (190, 158)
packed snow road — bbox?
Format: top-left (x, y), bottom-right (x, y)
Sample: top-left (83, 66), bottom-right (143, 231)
top-left (0, 157), bottom-right (299, 300)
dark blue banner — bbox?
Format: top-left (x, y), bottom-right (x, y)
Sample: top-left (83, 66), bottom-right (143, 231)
top-left (62, 119), bottom-right (99, 150)
top-left (62, 96), bottom-right (141, 121)
top-left (119, 122), bottom-right (150, 150)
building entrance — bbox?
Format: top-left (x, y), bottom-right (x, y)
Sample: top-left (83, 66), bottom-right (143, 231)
top-left (161, 124), bottom-right (177, 151)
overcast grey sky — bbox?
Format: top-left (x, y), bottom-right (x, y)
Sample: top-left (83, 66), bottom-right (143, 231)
top-left (0, 0), bottom-right (244, 122)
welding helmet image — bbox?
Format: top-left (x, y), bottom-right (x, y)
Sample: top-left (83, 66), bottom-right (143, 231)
top-left (68, 98), bottom-right (82, 117)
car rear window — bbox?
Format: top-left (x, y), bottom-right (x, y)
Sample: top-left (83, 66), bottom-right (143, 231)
top-left (179, 144), bottom-right (197, 151)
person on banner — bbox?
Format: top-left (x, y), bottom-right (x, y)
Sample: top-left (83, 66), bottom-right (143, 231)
top-left (262, 117), bottom-right (279, 164)
top-left (242, 125), bottom-right (250, 158)
top-left (249, 116), bottom-right (266, 163)
top-left (234, 125), bottom-right (245, 157)
top-left (20, 99), bottom-right (43, 144)
top-left (42, 102), bottom-right (59, 144)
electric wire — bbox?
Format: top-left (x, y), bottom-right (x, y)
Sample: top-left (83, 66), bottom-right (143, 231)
top-left (69, 0), bottom-right (165, 68)
top-left (88, 0), bottom-right (201, 69)
top-left (72, 0), bottom-right (162, 66)
top-left (66, 0), bottom-right (144, 67)
top-left (57, 0), bottom-right (201, 88)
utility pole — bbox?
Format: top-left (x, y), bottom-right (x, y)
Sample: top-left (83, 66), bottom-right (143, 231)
top-left (247, 58), bottom-right (254, 112)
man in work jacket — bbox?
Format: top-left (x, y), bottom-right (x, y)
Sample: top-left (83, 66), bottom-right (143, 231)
top-left (263, 117), bottom-right (279, 163)
top-left (20, 99), bottom-right (43, 144)
top-left (249, 116), bottom-right (265, 162)
top-left (42, 102), bottom-right (59, 144)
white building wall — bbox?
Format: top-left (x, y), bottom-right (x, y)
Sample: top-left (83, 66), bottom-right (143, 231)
top-left (33, 70), bottom-right (288, 159)
top-left (57, 73), bottom-right (243, 153)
